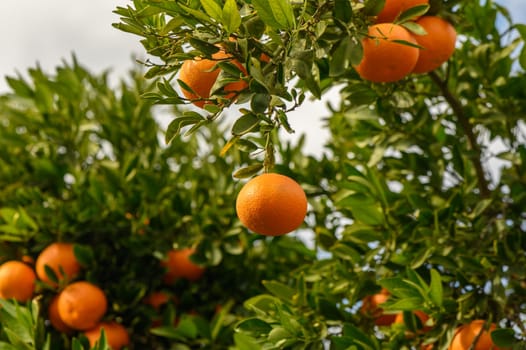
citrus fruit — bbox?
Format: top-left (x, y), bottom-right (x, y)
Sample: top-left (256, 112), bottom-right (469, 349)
top-left (161, 248), bottom-right (205, 284)
top-left (0, 260), bottom-right (36, 302)
top-left (179, 50), bottom-right (248, 108)
top-left (355, 23), bottom-right (420, 83)
top-left (448, 320), bottom-right (502, 350)
top-left (84, 322), bottom-right (130, 350)
top-left (36, 242), bottom-right (81, 286)
top-left (411, 16), bottom-right (457, 74)
top-left (235, 173), bottom-right (308, 236)
top-left (143, 291), bottom-right (172, 310)
top-left (360, 288), bottom-right (397, 326)
top-left (376, 0), bottom-right (429, 23)
top-left (57, 281), bottom-right (108, 330)
top-left (48, 295), bottom-right (73, 334)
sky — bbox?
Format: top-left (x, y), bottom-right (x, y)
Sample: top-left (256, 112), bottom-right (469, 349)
top-left (0, 0), bottom-right (524, 156)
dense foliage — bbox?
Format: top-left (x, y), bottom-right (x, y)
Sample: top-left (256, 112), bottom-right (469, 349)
top-left (0, 0), bottom-right (525, 349)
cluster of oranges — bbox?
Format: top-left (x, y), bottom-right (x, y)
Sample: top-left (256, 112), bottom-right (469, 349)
top-left (0, 242), bottom-right (207, 349)
top-left (355, 0), bottom-right (457, 83)
top-left (0, 243), bottom-right (129, 349)
top-left (360, 289), bottom-right (505, 349)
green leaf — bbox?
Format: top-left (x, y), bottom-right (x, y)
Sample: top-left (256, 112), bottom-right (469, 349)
top-left (165, 114), bottom-right (205, 143)
top-left (231, 113), bottom-right (260, 136)
top-left (201, 0), bottom-right (222, 21)
top-left (490, 328), bottom-right (516, 347)
top-left (352, 203), bottom-right (384, 226)
top-left (223, 0), bottom-right (242, 33)
top-left (233, 332), bottom-right (262, 350)
top-left (73, 244), bottom-right (94, 267)
top-left (330, 37), bottom-right (352, 77)
top-left (429, 269), bottom-right (443, 307)
top-left (252, 0), bottom-right (295, 29)
top-left (262, 281), bottom-right (296, 302)
top-left (396, 4), bottom-right (430, 23)
top-left (235, 318), bottom-right (272, 337)
top-left (233, 163), bottom-right (264, 179)
top-left (243, 294), bottom-right (280, 314)
top-left (250, 93), bottom-right (271, 114)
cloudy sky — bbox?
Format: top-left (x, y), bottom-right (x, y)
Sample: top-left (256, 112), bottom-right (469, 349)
top-left (0, 0), bottom-right (523, 154)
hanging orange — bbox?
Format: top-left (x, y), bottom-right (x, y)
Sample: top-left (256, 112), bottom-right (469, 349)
top-left (236, 173), bottom-right (308, 236)
top-left (355, 23), bottom-right (419, 83)
top-left (179, 50), bottom-right (248, 108)
top-left (411, 16), bottom-right (457, 74)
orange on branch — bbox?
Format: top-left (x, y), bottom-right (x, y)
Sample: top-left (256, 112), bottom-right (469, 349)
top-left (355, 23), bottom-right (419, 83)
top-left (0, 260), bottom-right (36, 302)
top-left (48, 295), bottom-right (73, 334)
top-left (236, 173), bottom-right (308, 236)
top-left (360, 288), bottom-right (397, 326)
top-left (161, 248), bottom-right (205, 284)
top-left (411, 16), bottom-right (457, 74)
top-left (375, 0), bottom-right (429, 23)
top-left (57, 281), bottom-right (108, 330)
top-left (179, 50), bottom-right (248, 108)
top-left (36, 242), bottom-right (81, 286)
top-left (448, 320), bottom-right (504, 350)
top-left (84, 322), bottom-right (130, 350)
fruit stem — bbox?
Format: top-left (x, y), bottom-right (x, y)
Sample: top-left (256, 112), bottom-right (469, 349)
top-left (263, 130), bottom-right (275, 173)
top-left (428, 70), bottom-right (491, 198)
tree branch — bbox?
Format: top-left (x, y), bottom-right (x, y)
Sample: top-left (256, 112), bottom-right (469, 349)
top-left (428, 71), bottom-right (491, 198)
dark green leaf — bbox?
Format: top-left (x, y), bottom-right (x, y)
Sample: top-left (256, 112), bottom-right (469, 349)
top-left (231, 113), bottom-right (260, 136)
top-left (490, 328), bottom-right (516, 347)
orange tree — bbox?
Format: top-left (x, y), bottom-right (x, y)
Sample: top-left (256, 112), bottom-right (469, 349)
top-left (0, 0), bottom-right (526, 349)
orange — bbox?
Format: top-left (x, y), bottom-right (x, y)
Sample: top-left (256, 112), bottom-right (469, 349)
top-left (360, 288), bottom-right (397, 326)
top-left (57, 281), bottom-right (108, 330)
top-left (0, 260), bottom-right (36, 302)
top-left (179, 50), bottom-right (248, 108)
top-left (394, 310), bottom-right (432, 332)
top-left (36, 242), bottom-right (81, 286)
top-left (375, 0), bottom-right (429, 23)
top-left (448, 320), bottom-right (503, 350)
top-left (355, 23), bottom-right (419, 83)
top-left (143, 291), bottom-right (172, 310)
top-left (84, 322), bottom-right (130, 350)
top-left (48, 295), bottom-right (73, 334)
top-left (411, 16), bottom-right (457, 74)
top-left (235, 173), bottom-right (308, 236)
top-left (161, 248), bottom-right (205, 284)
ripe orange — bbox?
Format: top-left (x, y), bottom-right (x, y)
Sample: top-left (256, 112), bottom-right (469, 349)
top-left (355, 23), bottom-right (420, 83)
top-left (143, 291), bottom-right (172, 310)
top-left (179, 50), bottom-right (248, 108)
top-left (0, 260), bottom-right (36, 302)
top-left (375, 0), bottom-right (429, 23)
top-left (57, 281), bottom-right (108, 330)
top-left (394, 310), bottom-right (432, 332)
top-left (36, 242), bottom-right (81, 286)
top-left (411, 16), bottom-right (457, 74)
top-left (448, 320), bottom-right (502, 350)
top-left (84, 322), bottom-right (130, 350)
top-left (48, 295), bottom-right (73, 334)
top-left (360, 288), bottom-right (397, 326)
top-left (235, 173), bottom-right (308, 236)
top-left (161, 248), bottom-right (205, 284)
